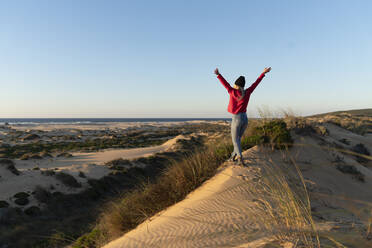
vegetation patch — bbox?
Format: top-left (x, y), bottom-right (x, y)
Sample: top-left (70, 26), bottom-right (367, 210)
top-left (351, 143), bottom-right (370, 164)
top-left (1, 129), bottom-right (182, 159)
top-left (22, 133), bottom-right (40, 141)
top-left (253, 120), bottom-right (293, 149)
top-left (0, 159), bottom-right (20, 175)
top-left (339, 138), bottom-right (350, 145)
top-left (105, 158), bottom-right (132, 170)
top-left (336, 164), bottom-right (365, 182)
top-left (24, 206), bottom-right (41, 216)
top-left (41, 169), bottom-right (56, 176)
top-left (55, 172), bottom-right (82, 188)
top-left (57, 152), bottom-right (73, 158)
top-left (14, 197), bottom-right (29, 206)
top-left (40, 151), bottom-right (53, 158)
top-left (14, 192), bottom-right (30, 198)
top-left (78, 171), bottom-right (86, 178)
top-left (73, 228), bottom-right (103, 248)
top-left (33, 186), bottom-right (52, 203)
top-left (13, 192), bottom-right (30, 206)
top-left (0, 200), bottom-right (9, 208)
top-left (20, 153), bottom-right (42, 160)
top-left (324, 114), bottom-right (372, 135)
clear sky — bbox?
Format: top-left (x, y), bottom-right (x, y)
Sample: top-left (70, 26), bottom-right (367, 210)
top-left (0, 0), bottom-right (371, 118)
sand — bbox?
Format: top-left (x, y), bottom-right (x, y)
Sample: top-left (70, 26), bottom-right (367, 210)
top-left (103, 123), bottom-right (372, 248)
top-left (104, 148), bottom-right (265, 248)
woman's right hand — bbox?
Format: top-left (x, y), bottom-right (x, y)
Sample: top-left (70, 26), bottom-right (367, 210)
top-left (263, 67), bottom-right (271, 74)
top-left (214, 68), bottom-right (220, 75)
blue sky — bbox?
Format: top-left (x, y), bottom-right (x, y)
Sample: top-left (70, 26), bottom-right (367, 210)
top-left (0, 0), bottom-right (371, 118)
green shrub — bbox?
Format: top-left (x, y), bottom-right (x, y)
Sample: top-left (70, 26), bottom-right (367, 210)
top-left (241, 134), bottom-right (264, 148)
top-left (253, 120), bottom-right (293, 149)
top-left (73, 228), bottom-right (102, 248)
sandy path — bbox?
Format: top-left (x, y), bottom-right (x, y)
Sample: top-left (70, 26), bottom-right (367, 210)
top-left (103, 148), bottom-right (265, 248)
top-left (65, 133), bottom-right (185, 165)
top-left (14, 134), bottom-right (185, 172)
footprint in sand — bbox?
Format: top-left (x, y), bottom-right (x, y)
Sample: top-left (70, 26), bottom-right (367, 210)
top-left (237, 174), bottom-right (252, 181)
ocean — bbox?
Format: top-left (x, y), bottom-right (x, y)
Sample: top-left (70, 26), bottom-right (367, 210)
top-left (0, 118), bottom-right (230, 125)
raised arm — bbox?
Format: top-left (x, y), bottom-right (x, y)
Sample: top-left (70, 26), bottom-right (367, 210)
top-left (214, 68), bottom-right (233, 93)
top-left (246, 67), bottom-right (271, 94)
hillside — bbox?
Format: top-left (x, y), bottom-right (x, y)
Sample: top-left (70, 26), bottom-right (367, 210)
top-left (309, 108), bottom-right (372, 117)
top-left (97, 115), bottom-right (372, 247)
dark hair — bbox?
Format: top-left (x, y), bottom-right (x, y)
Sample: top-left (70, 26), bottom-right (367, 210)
top-left (234, 76), bottom-right (245, 87)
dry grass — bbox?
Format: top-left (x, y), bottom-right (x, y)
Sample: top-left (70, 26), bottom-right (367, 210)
top-left (226, 148), bottom-right (321, 247)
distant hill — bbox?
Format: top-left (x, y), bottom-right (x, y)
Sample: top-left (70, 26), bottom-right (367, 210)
top-left (309, 108), bottom-right (372, 117)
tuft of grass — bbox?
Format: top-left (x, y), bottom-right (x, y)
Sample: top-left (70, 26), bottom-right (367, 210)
top-left (73, 228), bottom-right (103, 248)
top-left (237, 151), bottom-right (320, 247)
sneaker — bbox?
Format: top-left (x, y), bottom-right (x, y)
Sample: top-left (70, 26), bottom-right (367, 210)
top-left (238, 157), bottom-right (247, 167)
top-left (228, 154), bottom-right (237, 162)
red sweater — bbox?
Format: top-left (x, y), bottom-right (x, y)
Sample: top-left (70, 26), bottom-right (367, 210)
top-left (217, 73), bottom-right (265, 114)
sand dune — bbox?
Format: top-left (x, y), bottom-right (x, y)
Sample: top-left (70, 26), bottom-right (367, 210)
top-left (103, 148), bottom-right (265, 248)
top-left (103, 122), bottom-right (372, 248)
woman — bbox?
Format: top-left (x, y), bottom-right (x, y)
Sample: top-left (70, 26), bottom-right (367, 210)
top-left (214, 67), bottom-right (271, 166)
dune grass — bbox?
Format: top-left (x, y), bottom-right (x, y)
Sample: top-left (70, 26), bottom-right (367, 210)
top-left (238, 149), bottom-right (320, 247)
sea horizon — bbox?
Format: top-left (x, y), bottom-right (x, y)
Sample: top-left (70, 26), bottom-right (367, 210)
top-left (0, 117), bottom-right (231, 125)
